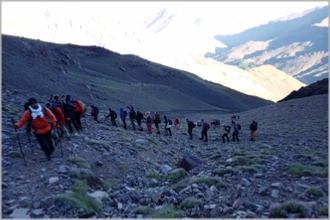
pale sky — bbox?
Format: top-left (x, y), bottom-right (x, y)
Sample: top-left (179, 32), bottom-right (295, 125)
top-left (2, 1), bottom-right (328, 35)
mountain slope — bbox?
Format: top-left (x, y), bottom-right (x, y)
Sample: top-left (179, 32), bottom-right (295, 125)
top-left (278, 78), bottom-right (328, 102)
top-left (207, 6), bottom-right (328, 85)
top-left (2, 34), bottom-right (272, 113)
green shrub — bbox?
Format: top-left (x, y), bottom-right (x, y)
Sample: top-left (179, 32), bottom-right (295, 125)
top-left (195, 177), bottom-right (226, 189)
top-left (311, 160), bottom-right (328, 167)
top-left (179, 197), bottom-right (203, 209)
top-left (304, 187), bottom-right (324, 198)
top-left (146, 171), bottom-right (161, 181)
top-left (238, 166), bottom-right (257, 173)
top-left (269, 201), bottom-right (305, 218)
top-left (86, 139), bottom-right (111, 151)
top-left (213, 168), bottom-right (237, 176)
top-left (101, 179), bottom-right (116, 191)
top-left (164, 168), bottom-right (187, 182)
top-left (133, 206), bottom-right (155, 215)
top-left (55, 180), bottom-right (101, 214)
top-left (319, 205), bottom-right (328, 216)
top-left (150, 205), bottom-right (184, 218)
top-left (160, 137), bottom-right (169, 145)
top-left (8, 151), bottom-right (21, 158)
top-left (67, 157), bottom-right (91, 169)
top-left (285, 164), bottom-right (328, 177)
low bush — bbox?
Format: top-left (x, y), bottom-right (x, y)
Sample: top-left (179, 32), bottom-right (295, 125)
top-left (150, 205), bottom-right (184, 218)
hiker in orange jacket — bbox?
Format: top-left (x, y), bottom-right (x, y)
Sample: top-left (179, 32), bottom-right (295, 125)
top-left (71, 98), bottom-right (84, 130)
top-left (14, 97), bottom-right (57, 161)
top-left (46, 102), bottom-right (71, 140)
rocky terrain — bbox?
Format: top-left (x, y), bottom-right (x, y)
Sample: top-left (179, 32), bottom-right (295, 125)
top-left (1, 83), bottom-right (328, 218)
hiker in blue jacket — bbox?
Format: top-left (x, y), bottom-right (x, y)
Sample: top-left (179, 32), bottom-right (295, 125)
top-left (120, 107), bottom-right (127, 129)
top-left (199, 119), bottom-right (209, 142)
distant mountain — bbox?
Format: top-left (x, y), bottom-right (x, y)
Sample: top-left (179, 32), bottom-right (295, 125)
top-left (278, 78), bottom-right (328, 102)
top-left (206, 6), bottom-right (328, 85)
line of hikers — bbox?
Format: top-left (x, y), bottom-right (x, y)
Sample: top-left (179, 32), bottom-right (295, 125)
top-left (12, 95), bottom-right (258, 161)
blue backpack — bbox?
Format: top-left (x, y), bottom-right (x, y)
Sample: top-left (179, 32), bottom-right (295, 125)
top-left (168, 119), bottom-right (173, 125)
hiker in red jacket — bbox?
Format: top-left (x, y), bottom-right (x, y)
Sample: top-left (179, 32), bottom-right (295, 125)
top-left (46, 102), bottom-right (71, 140)
top-left (13, 97), bottom-right (57, 161)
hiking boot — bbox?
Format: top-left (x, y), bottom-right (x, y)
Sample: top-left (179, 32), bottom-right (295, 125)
top-left (199, 138), bottom-right (203, 140)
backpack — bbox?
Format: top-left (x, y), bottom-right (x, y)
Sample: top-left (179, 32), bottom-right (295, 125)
top-left (234, 124), bottom-right (239, 132)
top-left (251, 121), bottom-right (258, 131)
top-left (147, 116), bottom-right (152, 123)
top-left (168, 119), bottom-right (173, 125)
top-left (111, 110), bottom-right (117, 119)
top-left (28, 104), bottom-right (55, 130)
top-left (94, 107), bottom-right (99, 114)
top-left (237, 124), bottom-right (241, 131)
top-left (205, 122), bottom-right (210, 129)
top-left (197, 120), bottom-right (202, 127)
top-left (78, 100), bottom-right (86, 113)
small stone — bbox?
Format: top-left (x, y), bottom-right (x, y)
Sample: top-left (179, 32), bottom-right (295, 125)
top-left (49, 177), bottom-right (59, 184)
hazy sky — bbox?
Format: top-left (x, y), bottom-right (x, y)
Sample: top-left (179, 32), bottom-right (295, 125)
top-left (2, 1), bottom-right (328, 35)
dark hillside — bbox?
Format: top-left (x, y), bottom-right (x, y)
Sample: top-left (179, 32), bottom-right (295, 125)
top-left (2, 34), bottom-right (272, 113)
top-left (278, 78), bottom-right (328, 102)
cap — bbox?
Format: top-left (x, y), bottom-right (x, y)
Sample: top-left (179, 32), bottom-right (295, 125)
top-left (28, 97), bottom-right (37, 105)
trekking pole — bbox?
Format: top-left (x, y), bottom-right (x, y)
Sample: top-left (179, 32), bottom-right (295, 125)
top-left (26, 130), bottom-right (34, 153)
top-left (56, 126), bottom-right (64, 157)
top-left (11, 119), bottom-right (27, 166)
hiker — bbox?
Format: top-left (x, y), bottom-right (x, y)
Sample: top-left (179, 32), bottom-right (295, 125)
top-left (71, 97), bottom-right (85, 129)
top-left (136, 108), bottom-right (144, 131)
top-left (65, 95), bottom-right (81, 133)
top-left (154, 112), bottom-right (161, 134)
top-left (145, 111), bottom-right (152, 133)
top-left (186, 119), bottom-right (196, 139)
top-left (232, 122), bottom-right (240, 142)
top-left (211, 119), bottom-right (221, 128)
top-left (105, 108), bottom-right (117, 127)
top-left (13, 97), bottom-right (57, 161)
top-left (163, 115), bottom-right (172, 136)
top-left (48, 95), bottom-right (56, 105)
top-left (199, 119), bottom-right (210, 142)
top-left (231, 115), bottom-right (237, 126)
top-left (46, 102), bottom-right (70, 140)
top-left (120, 107), bottom-right (127, 129)
top-left (174, 117), bottom-right (180, 130)
top-left (222, 124), bottom-right (231, 143)
top-left (90, 105), bottom-right (100, 123)
top-left (55, 94), bottom-right (78, 134)
top-left (127, 105), bottom-right (136, 130)
top-left (249, 120), bottom-right (258, 141)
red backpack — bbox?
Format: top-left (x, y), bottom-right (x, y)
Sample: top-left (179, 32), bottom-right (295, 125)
top-left (206, 122), bottom-right (210, 129)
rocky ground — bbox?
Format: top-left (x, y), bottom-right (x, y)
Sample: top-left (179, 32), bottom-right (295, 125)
top-left (1, 86), bottom-right (328, 218)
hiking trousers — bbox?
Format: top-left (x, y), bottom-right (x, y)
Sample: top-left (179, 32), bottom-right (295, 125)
top-left (74, 112), bottom-right (83, 128)
top-left (222, 133), bottom-right (230, 142)
top-left (93, 114), bottom-right (99, 123)
top-left (130, 119), bottom-right (136, 130)
top-left (34, 130), bottom-right (54, 158)
top-left (232, 132), bottom-right (239, 142)
top-left (111, 118), bottom-right (117, 127)
top-left (188, 128), bottom-right (193, 139)
top-left (201, 131), bottom-right (208, 141)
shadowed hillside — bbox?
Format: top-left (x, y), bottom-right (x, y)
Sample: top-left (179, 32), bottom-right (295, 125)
top-left (2, 34), bottom-right (272, 113)
top-left (278, 78), bottom-right (328, 102)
